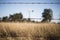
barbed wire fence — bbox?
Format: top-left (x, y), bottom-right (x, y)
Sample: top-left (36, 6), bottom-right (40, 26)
top-left (0, 2), bottom-right (60, 4)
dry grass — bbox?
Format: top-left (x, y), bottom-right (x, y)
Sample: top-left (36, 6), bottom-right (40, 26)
top-left (0, 22), bottom-right (60, 40)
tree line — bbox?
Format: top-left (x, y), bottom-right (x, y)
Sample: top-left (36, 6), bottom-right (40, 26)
top-left (0, 9), bottom-right (53, 22)
top-left (0, 12), bottom-right (23, 22)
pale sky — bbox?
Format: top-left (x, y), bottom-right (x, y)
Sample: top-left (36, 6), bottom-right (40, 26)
top-left (0, 0), bottom-right (60, 22)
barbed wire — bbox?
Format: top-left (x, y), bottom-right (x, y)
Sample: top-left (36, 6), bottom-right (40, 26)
top-left (0, 2), bottom-right (60, 4)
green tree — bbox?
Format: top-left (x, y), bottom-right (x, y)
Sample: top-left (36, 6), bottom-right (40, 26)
top-left (0, 17), bottom-right (2, 22)
top-left (9, 12), bottom-right (23, 21)
top-left (9, 15), bottom-right (14, 21)
top-left (2, 16), bottom-right (8, 22)
top-left (41, 9), bottom-right (53, 22)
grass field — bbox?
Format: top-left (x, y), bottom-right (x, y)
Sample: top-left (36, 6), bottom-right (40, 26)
top-left (0, 22), bottom-right (60, 40)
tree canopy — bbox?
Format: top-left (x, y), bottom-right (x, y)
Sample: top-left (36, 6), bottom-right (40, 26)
top-left (9, 12), bottom-right (23, 21)
top-left (41, 9), bottom-right (53, 22)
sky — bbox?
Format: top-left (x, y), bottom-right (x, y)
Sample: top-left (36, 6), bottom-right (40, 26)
top-left (0, 0), bottom-right (60, 22)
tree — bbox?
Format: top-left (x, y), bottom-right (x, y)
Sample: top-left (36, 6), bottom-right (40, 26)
top-left (17, 12), bottom-right (23, 20)
top-left (2, 16), bottom-right (8, 22)
top-left (0, 17), bottom-right (2, 22)
top-left (9, 15), bottom-right (14, 21)
top-left (41, 9), bottom-right (53, 22)
top-left (9, 12), bottom-right (23, 21)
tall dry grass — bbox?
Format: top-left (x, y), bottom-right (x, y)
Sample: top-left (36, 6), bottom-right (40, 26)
top-left (0, 22), bottom-right (60, 40)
